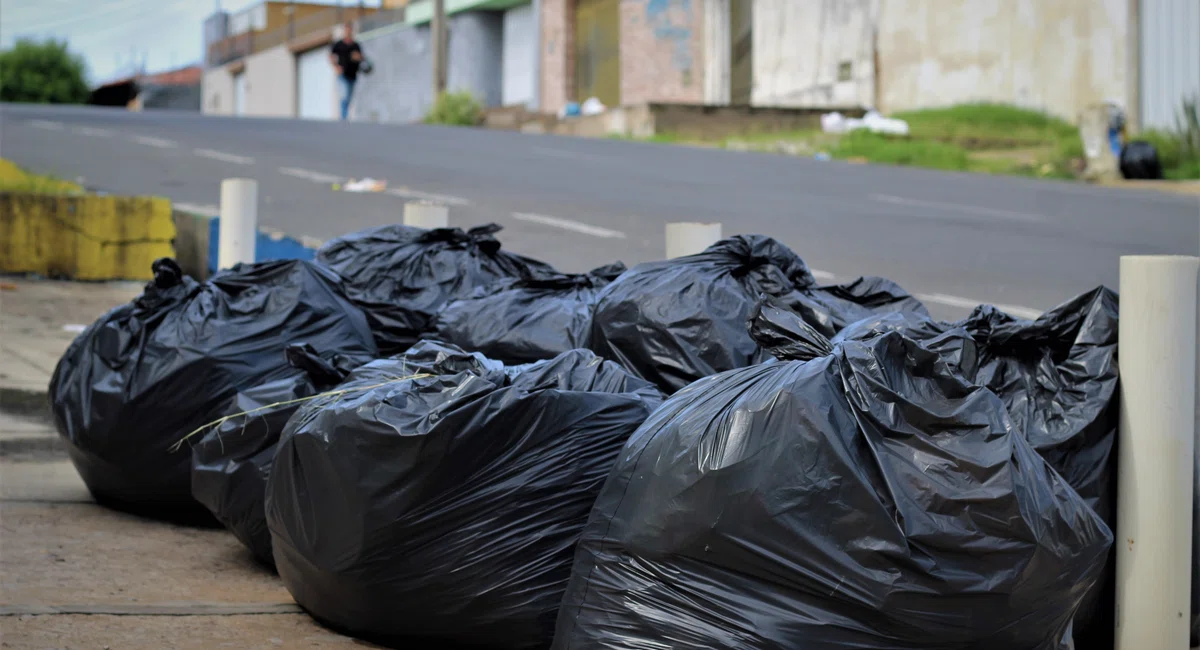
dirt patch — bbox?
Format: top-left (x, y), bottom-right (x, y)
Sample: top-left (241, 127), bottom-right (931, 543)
top-left (0, 502), bottom-right (289, 606)
top-left (0, 434), bottom-right (68, 461)
top-left (0, 613), bottom-right (381, 649)
top-left (967, 147), bottom-right (1051, 166)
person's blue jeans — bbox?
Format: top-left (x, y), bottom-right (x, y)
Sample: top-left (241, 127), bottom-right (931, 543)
top-left (338, 76), bottom-right (356, 121)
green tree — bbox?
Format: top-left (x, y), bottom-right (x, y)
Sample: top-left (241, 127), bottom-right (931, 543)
top-left (0, 39), bottom-right (90, 104)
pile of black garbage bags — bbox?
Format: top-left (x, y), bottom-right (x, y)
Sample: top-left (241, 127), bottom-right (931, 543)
top-left (49, 222), bottom-right (1124, 650)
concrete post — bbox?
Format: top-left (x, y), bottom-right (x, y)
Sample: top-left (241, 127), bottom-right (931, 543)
top-left (1115, 255), bottom-right (1200, 650)
top-left (666, 222), bottom-right (722, 259)
top-left (1080, 103), bottom-right (1121, 181)
top-left (218, 178), bottom-right (258, 270)
top-left (403, 201), bottom-right (449, 229)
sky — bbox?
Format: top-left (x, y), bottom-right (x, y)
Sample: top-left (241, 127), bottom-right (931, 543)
top-left (0, 0), bottom-right (375, 84)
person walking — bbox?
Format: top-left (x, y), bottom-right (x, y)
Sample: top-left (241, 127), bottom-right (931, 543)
top-left (330, 23), bottom-right (364, 121)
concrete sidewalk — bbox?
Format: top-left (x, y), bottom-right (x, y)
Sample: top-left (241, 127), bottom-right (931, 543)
top-left (0, 278), bottom-right (367, 649)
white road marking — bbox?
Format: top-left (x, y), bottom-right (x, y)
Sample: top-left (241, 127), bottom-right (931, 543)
top-left (132, 135), bottom-right (177, 148)
top-left (915, 292), bottom-right (1043, 320)
top-left (194, 148), bottom-right (254, 165)
top-left (870, 194), bottom-right (1046, 224)
top-left (279, 167), bottom-right (344, 184)
top-left (510, 212), bottom-right (627, 239)
top-left (73, 126), bottom-right (112, 137)
top-left (385, 187), bottom-right (470, 206)
top-left (173, 202), bottom-right (219, 217)
top-left (29, 120), bottom-right (64, 130)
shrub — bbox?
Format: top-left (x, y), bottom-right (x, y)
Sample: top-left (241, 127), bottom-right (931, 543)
top-left (1135, 97), bottom-right (1200, 180)
top-left (0, 39), bottom-right (89, 104)
top-left (424, 91), bottom-right (483, 126)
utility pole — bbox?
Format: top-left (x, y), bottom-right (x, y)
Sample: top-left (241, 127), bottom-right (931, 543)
top-left (432, 0), bottom-right (446, 97)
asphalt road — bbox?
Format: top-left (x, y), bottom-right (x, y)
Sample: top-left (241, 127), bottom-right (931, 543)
top-left (2, 103), bottom-right (1197, 320)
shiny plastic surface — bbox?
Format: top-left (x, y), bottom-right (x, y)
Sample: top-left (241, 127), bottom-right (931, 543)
top-left (834, 287), bottom-right (1120, 646)
top-left (553, 297), bottom-right (1112, 650)
top-left (48, 258), bottom-right (377, 515)
top-left (316, 224), bottom-right (556, 354)
top-left (588, 235), bottom-right (926, 393)
top-left (190, 344), bottom-right (371, 567)
top-left (266, 342), bottom-right (662, 649)
top-left (431, 262), bottom-right (626, 364)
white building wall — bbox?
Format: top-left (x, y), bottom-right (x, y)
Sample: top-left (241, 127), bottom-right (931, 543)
top-left (752, 0), bottom-right (878, 109)
top-left (711, 0), bottom-right (1131, 121)
top-left (233, 71), bottom-right (247, 115)
top-left (244, 45), bottom-right (298, 118)
top-left (702, 0), bottom-right (730, 105)
top-left (502, 3), bottom-right (537, 107)
top-left (201, 66), bottom-right (235, 115)
top-left (876, 0), bottom-right (1128, 120)
top-left (296, 45), bottom-right (338, 120)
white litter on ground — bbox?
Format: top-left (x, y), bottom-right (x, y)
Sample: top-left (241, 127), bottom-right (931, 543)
top-left (822, 110), bottom-right (910, 136)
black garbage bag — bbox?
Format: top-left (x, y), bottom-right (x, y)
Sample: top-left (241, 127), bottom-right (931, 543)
top-left (430, 262), bottom-right (626, 364)
top-left (316, 223), bottom-right (557, 354)
top-left (49, 258), bottom-right (377, 518)
top-left (834, 287), bottom-right (1119, 647)
top-left (190, 343), bottom-right (372, 567)
top-left (589, 235), bottom-right (926, 393)
top-left (1119, 140), bottom-right (1164, 180)
top-left (554, 297), bottom-right (1113, 650)
top-left (266, 341), bottom-right (663, 649)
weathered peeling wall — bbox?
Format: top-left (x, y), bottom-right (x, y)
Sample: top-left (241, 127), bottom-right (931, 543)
top-left (620, 0), bottom-right (705, 104)
top-left (877, 0), bottom-right (1128, 120)
top-left (752, 0), bottom-right (878, 108)
top-left (540, 0), bottom-right (574, 114)
top-left (702, 0), bottom-right (729, 104)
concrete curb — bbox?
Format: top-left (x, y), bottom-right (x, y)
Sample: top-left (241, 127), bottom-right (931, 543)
top-left (172, 206), bottom-right (324, 280)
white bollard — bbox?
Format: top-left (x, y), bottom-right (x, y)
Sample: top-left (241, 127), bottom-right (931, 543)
top-left (665, 222), bottom-right (722, 259)
top-left (403, 201), bottom-right (449, 229)
top-left (218, 178), bottom-right (258, 270)
top-left (1115, 255), bottom-right (1200, 650)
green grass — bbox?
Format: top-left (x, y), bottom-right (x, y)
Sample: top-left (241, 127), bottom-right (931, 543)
top-left (1136, 103), bottom-right (1200, 179)
top-left (894, 103), bottom-right (1078, 149)
top-left (625, 101), bottom-right (1200, 182)
top-left (831, 131), bottom-right (969, 171)
top-left (0, 158), bottom-right (83, 194)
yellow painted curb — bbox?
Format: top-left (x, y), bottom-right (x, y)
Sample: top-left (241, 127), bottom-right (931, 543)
top-left (0, 193), bottom-right (175, 281)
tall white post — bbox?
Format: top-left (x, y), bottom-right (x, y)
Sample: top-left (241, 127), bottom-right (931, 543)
top-left (665, 222), bottom-right (722, 259)
top-left (218, 178), bottom-right (258, 270)
top-left (403, 201), bottom-right (449, 229)
top-left (1116, 255), bottom-right (1200, 650)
